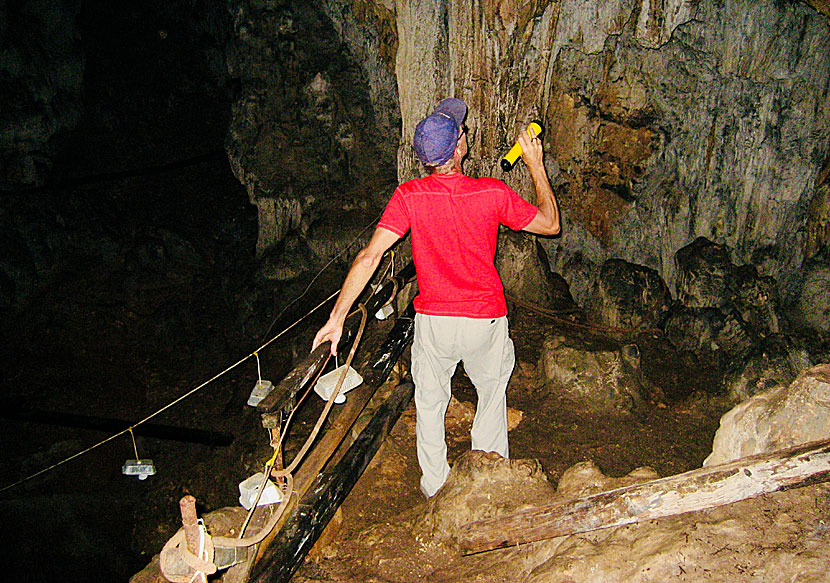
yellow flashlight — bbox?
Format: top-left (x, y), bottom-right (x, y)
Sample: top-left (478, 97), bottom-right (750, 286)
top-left (500, 121), bottom-right (544, 172)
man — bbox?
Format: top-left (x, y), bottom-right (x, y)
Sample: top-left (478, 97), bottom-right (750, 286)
top-left (312, 97), bottom-right (560, 497)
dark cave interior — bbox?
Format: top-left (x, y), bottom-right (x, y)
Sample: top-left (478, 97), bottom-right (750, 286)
top-left (3, 2), bottom-right (829, 583)
top-left (2, 2), bottom-right (270, 581)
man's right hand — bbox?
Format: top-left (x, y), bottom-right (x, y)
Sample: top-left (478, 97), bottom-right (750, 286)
top-left (517, 124), bottom-right (561, 236)
top-left (517, 126), bottom-right (544, 170)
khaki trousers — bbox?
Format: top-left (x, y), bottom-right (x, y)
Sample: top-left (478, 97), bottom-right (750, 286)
top-left (411, 314), bottom-right (515, 497)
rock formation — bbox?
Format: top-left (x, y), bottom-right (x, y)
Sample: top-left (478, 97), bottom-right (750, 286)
top-left (226, 0), bottom-right (830, 318)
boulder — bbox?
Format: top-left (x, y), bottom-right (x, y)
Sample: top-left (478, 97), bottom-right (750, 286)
top-left (537, 334), bottom-right (645, 413)
top-left (497, 230), bottom-right (579, 312)
top-left (722, 335), bottom-right (812, 402)
top-left (732, 264), bottom-right (780, 337)
top-left (663, 305), bottom-right (757, 372)
top-left (674, 237), bottom-right (780, 338)
top-left (585, 258), bottom-right (672, 331)
top-left (675, 237), bottom-right (735, 309)
top-left (792, 259), bottom-right (830, 334)
top-left (705, 364), bottom-right (830, 466)
top-left (412, 451), bottom-right (556, 543)
top-left (349, 451), bottom-right (558, 580)
top-left (555, 459), bottom-right (659, 499)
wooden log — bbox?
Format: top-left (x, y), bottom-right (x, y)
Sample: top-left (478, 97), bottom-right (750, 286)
top-left (291, 304), bottom-right (415, 495)
top-left (458, 437), bottom-right (830, 555)
top-left (256, 261), bottom-right (415, 421)
top-left (249, 379), bottom-right (415, 583)
top-left (2, 407), bottom-right (234, 446)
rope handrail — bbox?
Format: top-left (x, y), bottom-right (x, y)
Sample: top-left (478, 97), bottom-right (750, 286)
top-left (0, 290), bottom-right (339, 495)
top-left (0, 208), bottom-right (392, 495)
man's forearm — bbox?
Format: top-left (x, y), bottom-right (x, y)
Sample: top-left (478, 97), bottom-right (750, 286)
top-left (313, 227), bottom-right (401, 354)
top-left (530, 165), bottom-right (560, 234)
top-left (328, 249), bottom-right (383, 324)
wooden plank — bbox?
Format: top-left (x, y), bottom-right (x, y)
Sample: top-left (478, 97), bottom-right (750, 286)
top-left (256, 261), bottom-right (415, 420)
top-left (458, 437), bottom-right (830, 555)
top-left (249, 379), bottom-right (415, 583)
top-left (256, 342), bottom-right (330, 419)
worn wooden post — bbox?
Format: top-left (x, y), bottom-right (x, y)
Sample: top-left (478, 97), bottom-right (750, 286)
top-left (179, 495), bottom-right (200, 556)
top-left (458, 437), bottom-right (830, 555)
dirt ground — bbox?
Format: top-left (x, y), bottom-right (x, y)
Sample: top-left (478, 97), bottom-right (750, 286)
top-left (282, 303), bottom-right (736, 582)
top-left (282, 311), bottom-right (830, 583)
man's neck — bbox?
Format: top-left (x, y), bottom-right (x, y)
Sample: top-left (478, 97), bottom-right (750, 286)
top-left (431, 161), bottom-right (464, 176)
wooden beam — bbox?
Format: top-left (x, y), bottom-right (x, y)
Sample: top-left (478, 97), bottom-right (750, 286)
top-left (257, 261), bottom-right (415, 421)
top-left (256, 342), bottom-right (331, 421)
top-left (458, 438), bottom-right (830, 555)
top-left (2, 407), bottom-right (234, 446)
top-left (291, 305), bottom-right (415, 495)
top-left (249, 378), bottom-right (415, 583)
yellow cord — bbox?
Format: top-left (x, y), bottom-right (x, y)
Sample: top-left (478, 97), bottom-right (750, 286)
top-left (0, 228), bottom-right (400, 495)
top-left (129, 427), bottom-right (141, 462)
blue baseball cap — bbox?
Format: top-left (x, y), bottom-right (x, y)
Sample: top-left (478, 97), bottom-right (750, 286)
top-left (413, 98), bottom-right (468, 166)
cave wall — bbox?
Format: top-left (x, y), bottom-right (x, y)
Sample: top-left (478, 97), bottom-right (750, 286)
top-left (0, 0), bottom-right (84, 189)
top-left (542, 0), bottom-right (830, 301)
top-left (384, 0), bottom-right (830, 305)
top-left (0, 0), bottom-right (234, 191)
top-left (226, 0), bottom-right (829, 306)
top-left (225, 0), bottom-right (399, 258)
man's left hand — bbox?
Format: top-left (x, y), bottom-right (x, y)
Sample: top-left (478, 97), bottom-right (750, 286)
top-left (312, 318), bottom-right (343, 356)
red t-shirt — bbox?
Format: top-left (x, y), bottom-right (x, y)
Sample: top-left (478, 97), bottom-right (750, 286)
top-left (377, 172), bottom-right (538, 318)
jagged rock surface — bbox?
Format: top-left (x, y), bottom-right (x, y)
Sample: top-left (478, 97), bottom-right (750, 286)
top-left (225, 0), bottom-right (398, 258)
top-left (254, 1), bottom-right (830, 313)
top-left (705, 363), bottom-right (830, 466)
top-left (0, 0), bottom-right (84, 189)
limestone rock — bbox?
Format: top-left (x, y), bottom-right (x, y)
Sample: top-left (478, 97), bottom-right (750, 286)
top-left (225, 0), bottom-right (396, 257)
top-left (792, 258), bottom-right (830, 334)
top-left (555, 459), bottom-right (659, 499)
top-left (496, 230), bottom-right (579, 312)
top-left (705, 364), bottom-right (830, 466)
top-left (663, 306), bottom-right (757, 372)
top-left (383, 0), bottom-right (830, 332)
top-left (538, 334), bottom-right (644, 413)
top-left (537, 0), bottom-right (830, 301)
top-left (585, 258), bottom-right (672, 331)
top-left (732, 264), bottom-right (780, 337)
top-left (673, 237), bottom-right (780, 337)
top-left (675, 237), bottom-right (735, 309)
top-left (805, 177), bottom-right (830, 259)
top-left (722, 335), bottom-right (813, 402)
top-left (412, 450), bottom-right (556, 543)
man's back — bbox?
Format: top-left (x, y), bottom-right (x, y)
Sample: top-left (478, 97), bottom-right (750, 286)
top-left (378, 172), bottom-right (537, 318)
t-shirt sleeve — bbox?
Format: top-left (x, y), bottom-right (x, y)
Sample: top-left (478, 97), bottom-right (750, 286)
top-left (377, 187), bottom-right (410, 237)
top-left (499, 183), bottom-right (539, 231)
